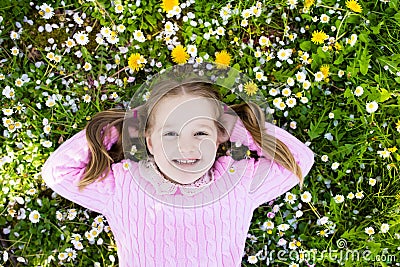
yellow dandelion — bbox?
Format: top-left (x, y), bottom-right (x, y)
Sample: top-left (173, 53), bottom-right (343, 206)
top-left (320, 64), bottom-right (330, 78)
top-left (304, 0), bottom-right (315, 9)
top-left (161, 0), bottom-right (179, 12)
top-left (171, 45), bottom-right (189, 64)
top-left (311, 30), bottom-right (328, 45)
top-left (214, 50), bottom-right (231, 69)
top-left (334, 42), bottom-right (342, 51)
top-left (128, 53), bottom-right (145, 72)
top-left (388, 147), bottom-right (397, 153)
top-left (244, 81), bottom-right (258, 96)
top-left (395, 120), bottom-right (400, 132)
top-left (346, 0), bottom-right (362, 13)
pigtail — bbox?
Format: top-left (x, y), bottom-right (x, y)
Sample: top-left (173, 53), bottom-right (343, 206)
top-left (79, 109), bottom-right (125, 189)
top-left (229, 102), bottom-right (303, 187)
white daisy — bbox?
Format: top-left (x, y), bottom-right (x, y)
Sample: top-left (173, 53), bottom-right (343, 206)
top-left (73, 31), bottom-right (89, 46)
top-left (366, 101), bottom-right (378, 113)
top-left (29, 210), bottom-right (40, 223)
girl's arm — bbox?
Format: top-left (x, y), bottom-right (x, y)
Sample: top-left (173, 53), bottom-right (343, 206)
top-left (41, 126), bottom-right (119, 214)
top-left (230, 118), bottom-right (314, 208)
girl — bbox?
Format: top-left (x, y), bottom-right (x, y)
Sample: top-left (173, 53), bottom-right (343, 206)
top-left (42, 76), bottom-right (314, 266)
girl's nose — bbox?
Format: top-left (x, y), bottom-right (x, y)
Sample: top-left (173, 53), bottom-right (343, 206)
top-left (178, 135), bottom-right (198, 154)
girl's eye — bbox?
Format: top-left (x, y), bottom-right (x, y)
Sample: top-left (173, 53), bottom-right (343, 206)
top-left (195, 131), bottom-right (209, 136)
top-left (163, 132), bottom-right (178, 136)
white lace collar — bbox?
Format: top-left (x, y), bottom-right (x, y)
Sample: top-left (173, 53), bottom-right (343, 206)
top-left (138, 157), bottom-right (215, 196)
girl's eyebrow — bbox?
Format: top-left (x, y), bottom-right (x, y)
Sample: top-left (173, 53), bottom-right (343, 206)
top-left (158, 123), bottom-right (215, 132)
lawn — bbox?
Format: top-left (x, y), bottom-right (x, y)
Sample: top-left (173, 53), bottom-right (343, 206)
top-left (0, 0), bottom-right (399, 266)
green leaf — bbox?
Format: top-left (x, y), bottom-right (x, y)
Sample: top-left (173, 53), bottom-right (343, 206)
top-left (359, 32), bottom-right (369, 43)
top-left (390, 0), bottom-right (399, 11)
top-left (394, 12), bottom-right (400, 22)
top-left (379, 88), bottom-right (391, 102)
top-left (359, 46), bottom-right (371, 75)
top-left (371, 22), bottom-right (383, 34)
top-left (145, 14), bottom-right (157, 27)
top-left (300, 41), bottom-right (312, 51)
top-left (344, 88), bottom-right (353, 98)
top-left (308, 122), bottom-right (328, 140)
top-left (317, 47), bottom-right (327, 59)
top-left (334, 54), bottom-right (344, 65)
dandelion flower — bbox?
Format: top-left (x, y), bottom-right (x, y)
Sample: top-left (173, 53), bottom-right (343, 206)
top-left (311, 30), bottom-right (328, 45)
top-left (128, 53), bottom-right (145, 72)
top-left (320, 64), bottom-right (330, 78)
top-left (304, 0), bottom-right (315, 9)
top-left (161, 0), bottom-right (179, 12)
top-left (346, 0), bottom-right (362, 13)
top-left (366, 101), bottom-right (378, 113)
top-left (171, 45), bottom-right (189, 64)
top-left (214, 50), bottom-right (231, 69)
top-left (244, 81), bottom-right (258, 96)
top-left (396, 120), bottom-right (400, 132)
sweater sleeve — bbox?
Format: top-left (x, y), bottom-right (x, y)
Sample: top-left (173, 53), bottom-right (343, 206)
top-left (230, 119), bottom-right (314, 208)
top-left (41, 126), bottom-right (119, 214)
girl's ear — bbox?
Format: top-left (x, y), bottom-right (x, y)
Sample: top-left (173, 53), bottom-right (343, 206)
top-left (146, 136), bottom-right (154, 155)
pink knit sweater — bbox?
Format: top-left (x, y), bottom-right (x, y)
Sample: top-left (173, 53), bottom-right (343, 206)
top-left (42, 119), bottom-right (314, 266)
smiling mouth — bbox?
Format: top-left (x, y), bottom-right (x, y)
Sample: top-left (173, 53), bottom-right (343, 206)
top-left (172, 159), bottom-right (200, 165)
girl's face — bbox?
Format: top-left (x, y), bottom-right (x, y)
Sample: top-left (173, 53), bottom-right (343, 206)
top-left (145, 95), bottom-right (221, 184)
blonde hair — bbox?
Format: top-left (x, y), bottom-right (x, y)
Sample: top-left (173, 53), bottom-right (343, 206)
top-left (80, 82), bottom-right (302, 189)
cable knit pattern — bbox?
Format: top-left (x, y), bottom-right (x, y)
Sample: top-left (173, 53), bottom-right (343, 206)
top-left (41, 119), bottom-right (314, 266)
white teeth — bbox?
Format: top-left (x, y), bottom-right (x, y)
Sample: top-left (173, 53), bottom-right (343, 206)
top-left (175, 159), bottom-right (197, 164)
